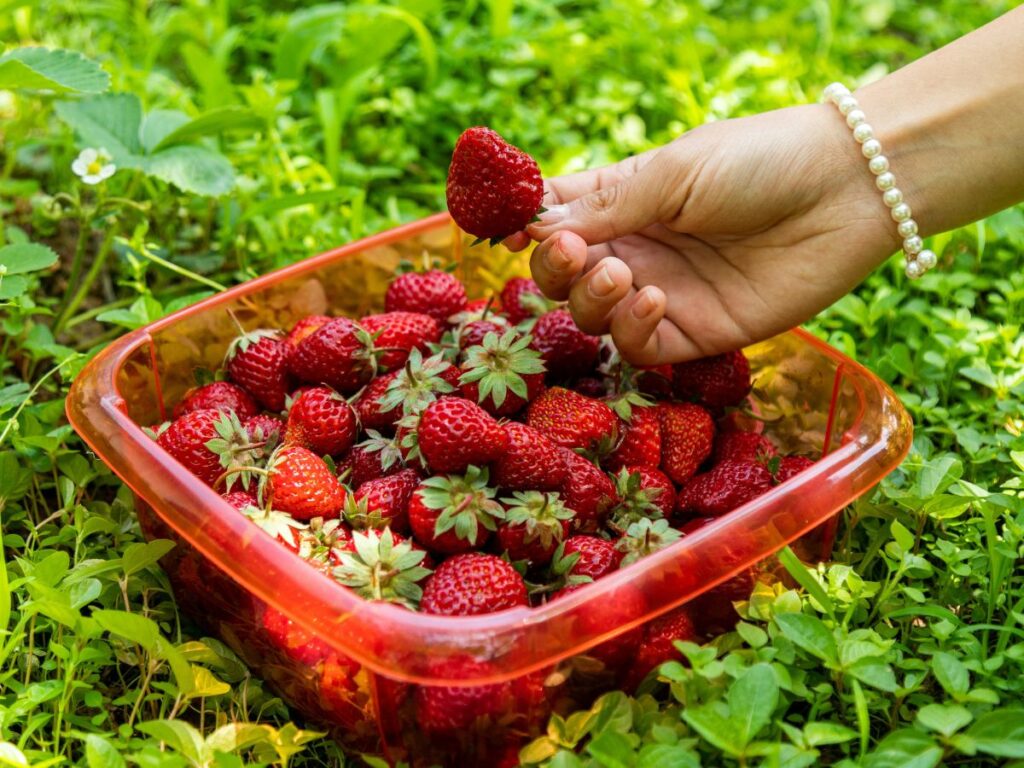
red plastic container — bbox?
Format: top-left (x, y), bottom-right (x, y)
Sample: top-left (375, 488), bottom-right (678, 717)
top-left (67, 213), bottom-right (912, 765)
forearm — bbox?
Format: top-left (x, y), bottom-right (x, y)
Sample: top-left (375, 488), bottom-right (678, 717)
top-left (855, 5), bottom-right (1024, 239)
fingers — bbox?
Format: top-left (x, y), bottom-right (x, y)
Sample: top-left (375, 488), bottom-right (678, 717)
top-left (608, 287), bottom-right (667, 365)
top-left (529, 231), bottom-right (595, 301)
top-left (566, 257), bottom-right (633, 335)
top-left (501, 231), bottom-right (532, 252)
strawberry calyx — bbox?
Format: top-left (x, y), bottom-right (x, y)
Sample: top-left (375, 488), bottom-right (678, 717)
top-left (604, 390), bottom-right (654, 423)
top-left (530, 541), bottom-right (594, 596)
top-left (342, 493), bottom-right (390, 531)
top-left (333, 528), bottom-right (432, 609)
top-left (419, 465), bottom-right (504, 546)
top-left (355, 430), bottom-right (405, 475)
top-left (500, 490), bottom-right (573, 550)
top-left (378, 350), bottom-right (457, 416)
top-left (615, 518), bottom-right (683, 566)
top-left (205, 411), bottom-right (271, 492)
top-left (459, 330), bottom-right (545, 409)
top-left (243, 504), bottom-right (308, 550)
top-left (607, 468), bottom-right (666, 531)
top-left (224, 327), bottom-right (283, 364)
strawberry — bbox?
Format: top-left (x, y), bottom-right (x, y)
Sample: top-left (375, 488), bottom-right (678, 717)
top-left (319, 650), bottom-right (365, 728)
top-left (172, 381), bottom-right (258, 421)
top-left (243, 414), bottom-right (285, 445)
top-left (458, 318), bottom-right (509, 351)
top-left (552, 582), bottom-right (645, 673)
top-left (605, 404), bottom-right (661, 471)
top-left (500, 277), bottom-right (551, 324)
top-left (558, 448), bottom-right (616, 532)
top-left (333, 528), bottom-right (432, 609)
top-left (559, 535), bottom-right (623, 582)
top-left (774, 455), bottom-right (815, 483)
top-left (376, 350), bottom-right (458, 421)
top-left (264, 445), bottom-right (347, 521)
top-left (615, 518), bottom-right (683, 566)
top-left (287, 317), bottom-right (376, 394)
top-left (673, 350), bottom-right (751, 409)
top-left (574, 376), bottom-right (608, 398)
top-left (530, 309), bottom-right (600, 379)
top-left (608, 466), bottom-right (675, 530)
top-left (243, 505), bottom-right (309, 553)
top-left (635, 364), bottom-right (674, 399)
top-left (415, 657), bottom-right (512, 733)
top-left (360, 311), bottom-right (442, 372)
top-left (459, 329), bottom-right (546, 416)
top-left (445, 126), bottom-right (544, 242)
top-left (222, 489), bottom-right (259, 512)
top-left (415, 396), bottom-right (508, 474)
top-left (343, 434), bottom-right (404, 486)
top-left (225, 329), bottom-right (292, 412)
top-left (526, 387), bottom-right (618, 454)
top-left (353, 371), bottom-right (402, 432)
top-left (676, 459), bottom-right (774, 518)
top-left (157, 409), bottom-right (241, 487)
top-left (420, 552), bottom-right (528, 615)
top-left (261, 604), bottom-right (330, 666)
top-left (344, 468), bottom-right (419, 532)
top-left (712, 430), bottom-right (776, 464)
top-left (657, 402), bottom-right (715, 485)
top-left (490, 422), bottom-right (567, 491)
top-left (497, 491), bottom-right (574, 566)
top-left (622, 606), bottom-right (698, 690)
top-left (407, 466), bottom-right (504, 554)
top-left (283, 314), bottom-right (331, 351)
top-left (385, 269), bottom-right (468, 323)
top-left (285, 386), bottom-right (357, 457)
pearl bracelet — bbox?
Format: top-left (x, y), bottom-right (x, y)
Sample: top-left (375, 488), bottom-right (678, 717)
top-left (822, 83), bottom-right (936, 279)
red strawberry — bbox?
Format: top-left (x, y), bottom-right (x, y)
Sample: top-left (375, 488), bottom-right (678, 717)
top-left (636, 364), bottom-right (675, 399)
top-left (226, 330), bottom-right (292, 412)
top-left (333, 528), bottom-right (432, 609)
top-left (287, 317), bottom-right (376, 394)
top-left (713, 430), bottom-right (776, 464)
top-left (416, 396), bottom-right (508, 473)
top-left (459, 329), bottom-right (546, 416)
top-left (415, 657), bottom-right (512, 733)
top-left (500, 277), bottom-right (550, 324)
top-left (609, 466), bottom-right (675, 530)
top-left (774, 455), bottom-right (815, 484)
top-left (673, 350), bottom-right (751, 409)
top-left (344, 468), bottom-right (420, 532)
top-left (558, 448), bottom-right (616, 532)
top-left (353, 371), bottom-right (401, 432)
top-left (157, 409), bottom-right (236, 486)
top-left (552, 582), bottom-right (645, 673)
top-left (407, 467), bottom-right (504, 554)
top-left (490, 422), bottom-right (567, 491)
top-left (319, 650), bottom-right (364, 728)
top-left (676, 459), bottom-right (773, 518)
top-left (243, 414), bottom-right (285, 445)
top-left (446, 126), bottom-right (543, 241)
top-left (560, 535), bottom-right (623, 582)
top-left (526, 387), bottom-right (618, 454)
top-left (458, 318), bottom-right (509, 351)
top-left (285, 386), bottom-right (357, 457)
top-left (266, 445), bottom-right (347, 521)
top-left (574, 377), bottom-right (607, 398)
top-left (657, 402), bottom-right (715, 485)
top-left (222, 489), bottom-right (258, 512)
top-left (360, 311), bottom-right (442, 372)
top-left (342, 435), bottom-right (404, 487)
top-left (385, 270), bottom-right (468, 323)
top-left (497, 491), bottom-right (574, 566)
top-left (623, 607), bottom-right (699, 690)
top-left (605, 405), bottom-right (662, 471)
top-left (261, 604), bottom-right (330, 666)
top-left (172, 381), bottom-right (258, 421)
top-left (420, 552), bottom-right (528, 615)
top-left (283, 315), bottom-right (331, 351)
top-left (530, 309), bottom-right (600, 379)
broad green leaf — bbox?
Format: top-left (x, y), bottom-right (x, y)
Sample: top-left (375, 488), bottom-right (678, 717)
top-left (121, 539), bottom-right (176, 576)
top-left (916, 703), bottom-right (972, 737)
top-left (136, 720), bottom-right (206, 764)
top-left (184, 665), bottom-right (231, 699)
top-left (147, 144), bottom-right (234, 196)
top-left (0, 47), bottom-right (109, 93)
top-left (0, 742), bottom-right (28, 767)
top-left (153, 106), bottom-right (264, 151)
top-left (139, 109), bottom-right (191, 154)
top-left (54, 93), bottom-right (144, 163)
top-left (585, 730), bottom-right (633, 768)
top-left (804, 722), bottom-right (858, 746)
top-left (932, 652), bottom-right (970, 697)
top-left (0, 243), bottom-right (58, 275)
top-left (774, 612), bottom-right (838, 666)
top-left (863, 729), bottom-right (943, 768)
top-left (777, 547), bottom-right (835, 617)
top-left (93, 609), bottom-right (161, 650)
top-left (236, 187), bottom-right (360, 226)
top-left (204, 723), bottom-right (272, 754)
top-left (967, 709), bottom-right (1024, 757)
top-left (890, 519), bottom-right (914, 551)
top-left (683, 706), bottom-right (741, 756)
top-left (728, 663), bottom-right (778, 746)
top-left (0, 275), bottom-right (28, 299)
top-left (84, 734), bottom-right (125, 768)
top-left (847, 658), bottom-right (898, 692)
top-left (637, 744), bottom-right (700, 768)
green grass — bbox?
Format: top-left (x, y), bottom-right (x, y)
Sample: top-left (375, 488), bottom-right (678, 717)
top-left (1, 1), bottom-right (1023, 765)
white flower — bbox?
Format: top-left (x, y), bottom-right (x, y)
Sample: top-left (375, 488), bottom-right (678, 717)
top-left (71, 147), bottom-right (116, 185)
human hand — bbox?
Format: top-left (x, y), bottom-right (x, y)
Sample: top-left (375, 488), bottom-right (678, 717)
top-left (504, 104), bottom-right (900, 365)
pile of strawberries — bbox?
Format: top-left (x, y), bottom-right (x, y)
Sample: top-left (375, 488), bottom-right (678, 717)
top-left (151, 266), bottom-right (815, 705)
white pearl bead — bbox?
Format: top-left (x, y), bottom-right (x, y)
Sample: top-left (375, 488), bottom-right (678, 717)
top-left (862, 139), bottom-right (882, 158)
top-left (838, 95), bottom-right (859, 115)
top-left (875, 172), bottom-right (896, 191)
top-left (897, 219), bottom-right (918, 238)
top-left (903, 235), bottom-right (923, 254)
top-left (882, 188), bottom-right (903, 207)
top-left (824, 83), bottom-right (849, 103)
top-left (917, 250), bottom-right (937, 270)
top-left (846, 109), bottom-right (867, 128)
top-left (905, 259), bottom-right (924, 279)
top-left (891, 203), bottom-right (912, 222)
top-left (868, 155), bottom-right (890, 175)
top-left (852, 123), bottom-right (874, 143)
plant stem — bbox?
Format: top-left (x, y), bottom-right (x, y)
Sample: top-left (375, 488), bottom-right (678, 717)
top-left (53, 225), bottom-right (117, 335)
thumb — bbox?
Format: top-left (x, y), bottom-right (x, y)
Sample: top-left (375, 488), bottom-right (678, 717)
top-left (527, 161), bottom-right (673, 244)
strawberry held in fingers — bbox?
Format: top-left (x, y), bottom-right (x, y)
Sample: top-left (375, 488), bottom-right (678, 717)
top-left (657, 402), bottom-right (715, 485)
top-left (285, 386), bottom-right (357, 457)
top-left (287, 317), bottom-right (376, 394)
top-left (385, 269), bottom-right (467, 323)
top-left (360, 311), bottom-right (442, 372)
top-left (497, 491), bottom-right (574, 566)
top-left (490, 422), bottom-right (567, 491)
top-left (416, 395), bottom-right (507, 474)
top-left (265, 445), bottom-right (347, 521)
top-left (172, 381), bottom-right (259, 421)
top-left (673, 349), bottom-right (752, 409)
top-left (446, 126), bottom-right (544, 242)
top-left (459, 329), bottom-right (546, 416)
top-left (226, 329), bottom-right (292, 412)
top-left (526, 386), bottom-right (618, 454)
top-left (407, 466), bottom-right (504, 554)
top-left (530, 309), bottom-right (601, 379)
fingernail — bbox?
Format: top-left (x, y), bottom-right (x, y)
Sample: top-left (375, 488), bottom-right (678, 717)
top-left (544, 242), bottom-right (571, 271)
top-left (632, 291), bottom-right (656, 319)
top-left (589, 266), bottom-right (615, 298)
top-left (537, 203), bottom-right (568, 224)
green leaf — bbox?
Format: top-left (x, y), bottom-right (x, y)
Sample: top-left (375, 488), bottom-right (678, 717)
top-left (585, 730), bottom-right (633, 768)
top-left (932, 651), bottom-right (970, 698)
top-left (147, 144), bottom-right (234, 196)
top-left (121, 539), bottom-right (175, 576)
top-left (804, 722), bottom-right (858, 746)
top-left (0, 47), bottom-right (109, 93)
top-left (139, 109), bottom-right (191, 154)
top-left (54, 93), bottom-right (144, 163)
top-left (84, 735), bottom-right (125, 768)
top-left (152, 106), bottom-right (264, 151)
top-left (774, 612), bottom-right (838, 666)
top-left (967, 709), bottom-right (1024, 757)
top-left (847, 658), bottom-right (898, 692)
top-left (916, 704), bottom-right (973, 737)
top-left (0, 243), bottom-right (58, 276)
top-left (136, 720), bottom-right (206, 764)
top-left (0, 742), bottom-right (28, 767)
top-left (683, 706), bottom-right (741, 757)
top-left (637, 744), bottom-right (700, 768)
top-left (777, 547), bottom-right (835, 617)
top-left (863, 729), bottom-right (943, 768)
top-left (728, 663), bottom-right (778, 746)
